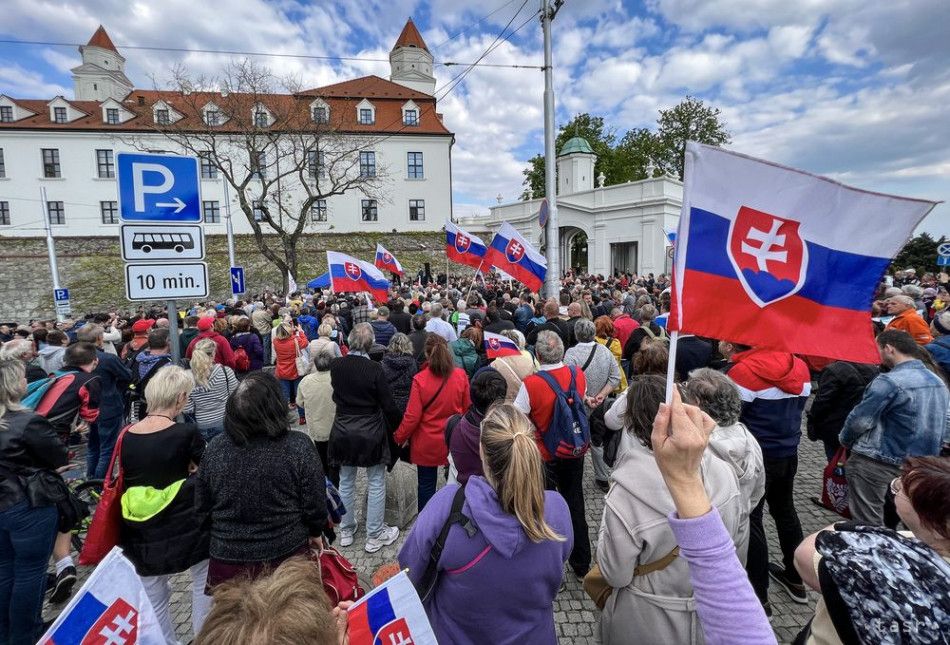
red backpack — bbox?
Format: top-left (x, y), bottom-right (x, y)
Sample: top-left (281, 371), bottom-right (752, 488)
top-left (233, 346), bottom-right (250, 372)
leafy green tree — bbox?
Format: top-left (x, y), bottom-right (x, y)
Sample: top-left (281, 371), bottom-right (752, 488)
top-left (891, 232), bottom-right (948, 275)
top-left (655, 96), bottom-right (731, 179)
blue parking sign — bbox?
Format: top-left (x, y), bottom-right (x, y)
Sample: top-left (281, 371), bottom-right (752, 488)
top-left (53, 288), bottom-right (70, 302)
top-left (117, 153), bottom-right (201, 222)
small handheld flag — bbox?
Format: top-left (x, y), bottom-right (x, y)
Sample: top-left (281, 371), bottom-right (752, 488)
top-left (327, 251), bottom-right (391, 303)
top-left (375, 243), bottom-right (404, 276)
top-left (347, 570), bottom-right (437, 645)
top-left (446, 221), bottom-right (487, 270)
top-left (484, 222), bottom-right (547, 292)
top-left (670, 141), bottom-right (938, 363)
top-left (484, 331), bottom-right (521, 358)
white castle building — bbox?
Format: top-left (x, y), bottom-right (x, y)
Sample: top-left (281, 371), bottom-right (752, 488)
top-left (0, 21), bottom-right (452, 237)
top-left (457, 136), bottom-right (683, 277)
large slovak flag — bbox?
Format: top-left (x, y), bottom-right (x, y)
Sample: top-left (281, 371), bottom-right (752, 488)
top-left (347, 570), bottom-right (437, 645)
top-left (484, 331), bottom-right (521, 358)
top-left (41, 546), bottom-right (164, 645)
top-left (327, 251), bottom-right (390, 303)
top-left (670, 141), bottom-right (938, 363)
top-left (484, 222), bottom-right (547, 293)
top-left (445, 221), bottom-right (487, 270)
top-left (375, 243), bottom-right (404, 276)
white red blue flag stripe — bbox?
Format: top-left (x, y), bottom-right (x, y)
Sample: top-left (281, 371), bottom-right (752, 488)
top-left (347, 571), bottom-right (437, 645)
top-left (484, 331), bottom-right (521, 358)
top-left (327, 251), bottom-right (390, 303)
top-left (375, 243), bottom-right (404, 275)
top-left (445, 221), bottom-right (487, 270)
top-left (671, 142), bottom-right (937, 363)
top-left (484, 222), bottom-right (547, 292)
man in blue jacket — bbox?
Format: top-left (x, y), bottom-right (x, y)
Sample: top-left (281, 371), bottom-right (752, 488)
top-left (841, 329), bottom-right (949, 526)
top-left (925, 310), bottom-right (950, 374)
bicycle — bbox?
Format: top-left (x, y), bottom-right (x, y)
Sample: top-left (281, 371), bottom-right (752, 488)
top-left (67, 478), bottom-right (104, 554)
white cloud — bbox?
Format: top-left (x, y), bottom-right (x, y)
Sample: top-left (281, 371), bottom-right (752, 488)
top-left (0, 64), bottom-right (69, 97)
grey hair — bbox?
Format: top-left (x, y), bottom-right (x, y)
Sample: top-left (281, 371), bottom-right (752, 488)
top-left (639, 304), bottom-right (657, 322)
top-left (682, 368), bottom-right (742, 426)
top-left (500, 328), bottom-right (525, 349)
top-left (430, 302), bottom-right (444, 319)
top-left (574, 318), bottom-right (596, 343)
top-left (348, 322), bottom-right (375, 353)
top-left (884, 287), bottom-right (903, 298)
top-left (891, 295), bottom-right (915, 308)
top-left (935, 310), bottom-right (950, 335)
top-left (388, 332), bottom-right (414, 356)
top-left (535, 330), bottom-right (565, 365)
top-left (902, 284), bottom-right (923, 298)
top-left (0, 339), bottom-right (33, 361)
top-left (0, 359), bottom-right (26, 429)
top-left (76, 323), bottom-right (104, 343)
top-left (314, 347), bottom-right (335, 372)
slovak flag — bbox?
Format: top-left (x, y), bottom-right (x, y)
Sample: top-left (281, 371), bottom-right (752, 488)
top-left (347, 570), bottom-right (437, 645)
top-left (484, 331), bottom-right (521, 358)
top-left (327, 251), bottom-right (390, 303)
top-left (375, 243), bottom-right (404, 276)
top-left (485, 221), bottom-right (547, 293)
top-left (670, 142), bottom-right (937, 363)
top-left (445, 221), bottom-right (487, 270)
top-left (40, 547), bottom-right (164, 645)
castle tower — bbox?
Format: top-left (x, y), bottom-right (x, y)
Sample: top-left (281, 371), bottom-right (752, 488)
top-left (389, 18), bottom-right (436, 96)
top-left (71, 26), bottom-right (133, 101)
top-left (557, 136), bottom-right (597, 195)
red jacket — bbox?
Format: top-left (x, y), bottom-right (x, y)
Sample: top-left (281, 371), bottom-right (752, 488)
top-left (272, 332), bottom-right (308, 380)
top-left (518, 365), bottom-right (587, 462)
top-left (612, 314), bottom-right (640, 348)
top-left (186, 330), bottom-right (236, 369)
top-left (394, 367), bottom-right (471, 467)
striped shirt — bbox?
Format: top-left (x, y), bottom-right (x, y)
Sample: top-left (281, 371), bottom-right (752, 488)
top-left (184, 364), bottom-right (237, 430)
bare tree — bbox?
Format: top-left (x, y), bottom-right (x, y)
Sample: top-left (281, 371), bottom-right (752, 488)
top-left (130, 59), bottom-right (387, 293)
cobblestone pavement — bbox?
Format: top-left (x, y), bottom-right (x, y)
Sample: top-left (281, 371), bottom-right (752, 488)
top-left (47, 433), bottom-right (839, 644)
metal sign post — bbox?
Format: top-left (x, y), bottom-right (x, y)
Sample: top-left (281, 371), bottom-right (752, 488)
top-left (168, 300), bottom-right (180, 364)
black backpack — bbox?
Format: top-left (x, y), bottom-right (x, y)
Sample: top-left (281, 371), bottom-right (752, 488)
top-left (536, 367), bottom-right (591, 459)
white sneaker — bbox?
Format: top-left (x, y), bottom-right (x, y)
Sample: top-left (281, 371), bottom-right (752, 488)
top-left (339, 531), bottom-right (355, 548)
top-left (365, 525), bottom-right (400, 553)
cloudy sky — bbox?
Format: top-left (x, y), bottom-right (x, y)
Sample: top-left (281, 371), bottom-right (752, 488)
top-left (1, 0), bottom-right (946, 234)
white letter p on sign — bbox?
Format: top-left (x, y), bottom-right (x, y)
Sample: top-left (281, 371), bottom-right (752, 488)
top-left (131, 162), bottom-right (174, 212)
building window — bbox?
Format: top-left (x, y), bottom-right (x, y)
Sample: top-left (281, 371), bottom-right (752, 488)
top-left (42, 149), bottom-right (61, 178)
top-left (203, 200), bottom-right (220, 223)
top-left (254, 111), bottom-right (268, 127)
top-left (358, 108), bottom-right (374, 125)
top-left (403, 109), bottom-right (418, 126)
top-left (105, 108), bottom-right (119, 124)
top-left (155, 108), bottom-right (169, 125)
top-left (308, 149), bottom-right (326, 179)
top-left (250, 152), bottom-right (266, 179)
top-left (0, 149), bottom-right (5, 178)
top-left (100, 201), bottom-right (119, 224)
top-left (199, 153), bottom-right (218, 179)
top-left (409, 199), bottom-right (425, 221)
top-left (0, 201), bottom-right (8, 225)
top-left (407, 152), bottom-right (424, 179)
top-left (311, 199), bottom-right (327, 222)
top-left (53, 107), bottom-right (67, 123)
top-left (205, 109), bottom-right (219, 126)
top-left (252, 199), bottom-right (265, 222)
top-left (47, 201), bottom-right (65, 225)
top-left (0, 106), bottom-right (12, 123)
top-left (359, 151), bottom-right (376, 178)
top-left (96, 149), bottom-right (115, 178)
top-left (361, 199), bottom-right (378, 222)
top-left (312, 106), bottom-right (328, 124)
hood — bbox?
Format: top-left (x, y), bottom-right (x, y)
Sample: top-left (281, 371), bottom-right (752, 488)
top-left (382, 353), bottom-right (415, 370)
top-left (38, 345), bottom-right (65, 358)
top-left (731, 348), bottom-right (810, 394)
top-left (452, 339), bottom-right (476, 357)
top-left (136, 351), bottom-right (169, 377)
top-left (463, 477), bottom-right (530, 559)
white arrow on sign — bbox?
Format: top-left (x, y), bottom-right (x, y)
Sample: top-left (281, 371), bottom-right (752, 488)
top-left (155, 197), bottom-right (186, 214)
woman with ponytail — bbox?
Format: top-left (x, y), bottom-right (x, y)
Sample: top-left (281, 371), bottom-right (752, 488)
top-left (184, 339), bottom-right (237, 441)
top-left (398, 404), bottom-right (573, 644)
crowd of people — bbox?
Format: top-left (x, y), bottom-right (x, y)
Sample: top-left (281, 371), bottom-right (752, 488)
top-left (0, 266), bottom-right (947, 644)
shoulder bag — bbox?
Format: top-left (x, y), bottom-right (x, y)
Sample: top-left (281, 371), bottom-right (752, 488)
top-left (79, 425), bottom-right (131, 566)
top-left (583, 546), bottom-right (681, 610)
top-left (294, 333), bottom-right (312, 376)
top-left (414, 485), bottom-right (478, 602)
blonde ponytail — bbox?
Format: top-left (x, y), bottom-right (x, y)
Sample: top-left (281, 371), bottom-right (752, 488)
top-left (480, 404), bottom-right (564, 543)
top-left (190, 339), bottom-right (217, 387)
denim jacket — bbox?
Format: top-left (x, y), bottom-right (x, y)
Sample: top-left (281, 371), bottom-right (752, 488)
top-left (839, 360), bottom-right (950, 465)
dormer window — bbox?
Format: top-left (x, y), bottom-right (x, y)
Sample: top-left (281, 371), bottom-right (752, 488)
top-left (105, 108), bottom-right (119, 124)
top-left (312, 106), bottom-right (328, 124)
top-left (254, 111), bottom-right (268, 128)
top-left (403, 109), bottom-right (418, 126)
top-left (0, 106), bottom-right (12, 123)
top-left (53, 107), bottom-right (67, 123)
top-left (205, 109), bottom-right (220, 126)
top-left (155, 109), bottom-right (169, 125)
top-left (359, 108), bottom-right (374, 125)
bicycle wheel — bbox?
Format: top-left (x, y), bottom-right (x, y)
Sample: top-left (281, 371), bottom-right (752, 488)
top-left (70, 479), bottom-right (104, 555)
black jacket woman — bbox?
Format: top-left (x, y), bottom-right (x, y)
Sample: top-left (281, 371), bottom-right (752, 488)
top-left (381, 333), bottom-right (418, 414)
top-left (119, 364), bottom-right (210, 644)
top-left (0, 358), bottom-right (68, 645)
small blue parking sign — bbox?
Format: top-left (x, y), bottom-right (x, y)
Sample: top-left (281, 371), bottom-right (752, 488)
top-left (117, 153), bottom-right (201, 222)
top-left (230, 267), bottom-right (245, 295)
top-left (54, 288), bottom-right (69, 302)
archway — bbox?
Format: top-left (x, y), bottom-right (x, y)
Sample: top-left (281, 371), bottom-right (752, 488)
top-left (560, 226), bottom-right (588, 275)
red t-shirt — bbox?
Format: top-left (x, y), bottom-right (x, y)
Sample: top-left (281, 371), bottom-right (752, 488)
top-left (521, 365), bottom-right (587, 461)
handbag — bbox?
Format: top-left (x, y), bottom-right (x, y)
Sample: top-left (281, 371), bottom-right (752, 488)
top-left (399, 376), bottom-right (449, 464)
top-left (583, 547), bottom-right (680, 610)
top-left (311, 545), bottom-right (365, 604)
top-left (21, 469), bottom-right (89, 533)
top-left (294, 334), bottom-right (312, 376)
top-left (819, 447), bottom-right (852, 518)
top-left (79, 425), bottom-right (131, 566)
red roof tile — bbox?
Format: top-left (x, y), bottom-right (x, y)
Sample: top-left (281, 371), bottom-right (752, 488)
top-left (86, 25), bottom-right (118, 53)
top-left (298, 75), bottom-right (431, 100)
top-left (393, 18), bottom-right (429, 53)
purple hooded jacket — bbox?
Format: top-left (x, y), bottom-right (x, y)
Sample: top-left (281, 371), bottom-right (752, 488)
top-left (398, 477), bottom-right (572, 645)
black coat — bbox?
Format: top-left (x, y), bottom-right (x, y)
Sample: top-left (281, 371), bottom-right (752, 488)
top-left (527, 319), bottom-right (569, 348)
top-left (389, 311), bottom-right (412, 335)
top-left (328, 355), bottom-right (402, 467)
top-left (0, 410), bottom-right (68, 511)
top-left (382, 353), bottom-right (418, 413)
top-left (807, 361), bottom-right (879, 443)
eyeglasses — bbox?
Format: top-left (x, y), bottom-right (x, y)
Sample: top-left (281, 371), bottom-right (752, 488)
top-left (889, 477), bottom-right (904, 497)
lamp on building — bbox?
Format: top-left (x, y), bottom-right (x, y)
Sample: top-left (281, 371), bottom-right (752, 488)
top-left (645, 158), bottom-right (656, 178)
